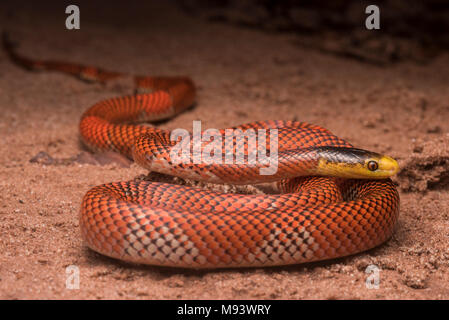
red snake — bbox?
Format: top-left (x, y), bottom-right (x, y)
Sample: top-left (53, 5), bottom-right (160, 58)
top-left (4, 34), bottom-right (400, 268)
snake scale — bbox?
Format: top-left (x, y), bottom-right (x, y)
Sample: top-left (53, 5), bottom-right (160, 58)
top-left (3, 34), bottom-right (400, 268)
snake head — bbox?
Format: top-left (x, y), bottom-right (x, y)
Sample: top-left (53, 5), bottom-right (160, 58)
top-left (314, 147), bottom-right (399, 179)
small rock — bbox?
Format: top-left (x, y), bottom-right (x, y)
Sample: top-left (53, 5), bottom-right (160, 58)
top-left (427, 126), bottom-right (442, 134)
top-left (92, 152), bottom-right (132, 168)
top-left (74, 152), bottom-right (98, 165)
top-left (413, 146), bottom-right (423, 153)
top-left (29, 151), bottom-right (55, 165)
top-left (403, 271), bottom-right (429, 289)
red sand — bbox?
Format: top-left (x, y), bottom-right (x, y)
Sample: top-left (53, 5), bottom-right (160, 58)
top-left (0, 2), bottom-right (448, 299)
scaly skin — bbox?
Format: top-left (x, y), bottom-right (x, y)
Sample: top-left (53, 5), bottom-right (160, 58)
top-left (3, 34), bottom-right (400, 268)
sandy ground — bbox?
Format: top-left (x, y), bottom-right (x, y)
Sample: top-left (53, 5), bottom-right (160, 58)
top-left (0, 2), bottom-right (448, 299)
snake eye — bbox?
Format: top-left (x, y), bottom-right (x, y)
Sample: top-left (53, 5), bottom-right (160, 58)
top-left (367, 160), bottom-right (378, 171)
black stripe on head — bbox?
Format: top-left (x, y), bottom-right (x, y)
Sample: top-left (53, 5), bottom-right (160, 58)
top-left (315, 147), bottom-right (379, 165)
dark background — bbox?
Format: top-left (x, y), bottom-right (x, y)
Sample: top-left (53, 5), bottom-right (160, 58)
top-left (2, 0), bottom-right (449, 65)
top-left (179, 0), bottom-right (449, 64)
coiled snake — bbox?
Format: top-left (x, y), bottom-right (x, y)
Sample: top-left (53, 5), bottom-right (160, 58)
top-left (4, 35), bottom-right (400, 268)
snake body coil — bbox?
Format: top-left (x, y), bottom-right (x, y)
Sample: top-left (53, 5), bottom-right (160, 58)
top-left (4, 35), bottom-right (400, 268)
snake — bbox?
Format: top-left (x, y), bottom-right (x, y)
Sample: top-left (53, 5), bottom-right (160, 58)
top-left (3, 34), bottom-right (400, 268)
